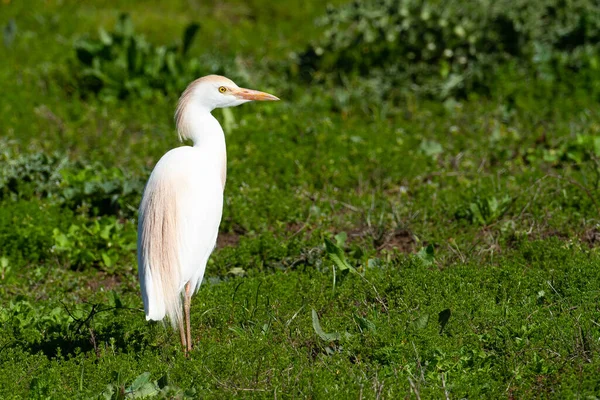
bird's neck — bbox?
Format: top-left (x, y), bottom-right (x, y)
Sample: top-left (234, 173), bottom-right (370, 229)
top-left (179, 109), bottom-right (226, 153)
top-left (178, 109), bottom-right (228, 188)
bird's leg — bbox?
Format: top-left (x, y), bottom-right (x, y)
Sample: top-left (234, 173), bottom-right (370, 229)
top-left (184, 282), bottom-right (192, 353)
top-left (178, 312), bottom-right (187, 354)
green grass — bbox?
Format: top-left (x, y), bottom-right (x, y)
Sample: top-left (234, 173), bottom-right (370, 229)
top-left (1, 1), bottom-right (600, 398)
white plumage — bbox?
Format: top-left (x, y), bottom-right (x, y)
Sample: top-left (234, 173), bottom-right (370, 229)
top-left (137, 75), bottom-right (279, 353)
top-left (138, 146), bottom-right (223, 321)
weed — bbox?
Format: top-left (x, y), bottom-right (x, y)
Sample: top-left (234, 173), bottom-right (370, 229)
top-left (71, 14), bottom-right (206, 100)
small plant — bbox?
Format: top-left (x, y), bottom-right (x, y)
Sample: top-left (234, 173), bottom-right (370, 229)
top-left (97, 372), bottom-right (196, 400)
top-left (0, 152), bottom-right (64, 200)
top-left (311, 309), bottom-right (353, 356)
top-left (58, 163), bottom-right (144, 218)
top-left (72, 13), bottom-right (207, 99)
top-left (0, 298), bottom-right (74, 347)
top-left (455, 195), bottom-right (513, 226)
top-left (324, 236), bottom-right (388, 312)
top-left (52, 216), bottom-right (136, 272)
top-left (312, 308), bottom-right (344, 342)
top-left (324, 236), bottom-right (358, 275)
top-left (0, 150), bottom-right (143, 217)
top-left (540, 134), bottom-right (600, 166)
top-left (416, 244), bottom-right (435, 266)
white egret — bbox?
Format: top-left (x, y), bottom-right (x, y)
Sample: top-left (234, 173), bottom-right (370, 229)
top-left (137, 75), bottom-right (279, 353)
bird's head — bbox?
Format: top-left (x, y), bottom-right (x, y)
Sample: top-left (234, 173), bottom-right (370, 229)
top-left (175, 75), bottom-right (279, 142)
top-left (177, 75), bottom-right (279, 112)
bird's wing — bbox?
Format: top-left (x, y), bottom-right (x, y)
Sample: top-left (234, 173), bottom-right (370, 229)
top-left (175, 155), bottom-right (224, 293)
top-left (137, 146), bottom-right (223, 325)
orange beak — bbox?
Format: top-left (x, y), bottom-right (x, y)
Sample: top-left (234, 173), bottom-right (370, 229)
top-left (232, 87), bottom-right (280, 101)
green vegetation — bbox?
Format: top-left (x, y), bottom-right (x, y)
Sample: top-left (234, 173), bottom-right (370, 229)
top-left (1, 0), bottom-right (600, 398)
top-left (297, 0), bottom-right (600, 98)
top-left (71, 14), bottom-right (204, 100)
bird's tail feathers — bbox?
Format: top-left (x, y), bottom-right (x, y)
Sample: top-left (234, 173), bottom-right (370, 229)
top-left (139, 180), bottom-right (183, 330)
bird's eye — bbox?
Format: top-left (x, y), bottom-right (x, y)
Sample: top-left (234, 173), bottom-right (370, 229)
top-left (218, 86), bottom-right (227, 93)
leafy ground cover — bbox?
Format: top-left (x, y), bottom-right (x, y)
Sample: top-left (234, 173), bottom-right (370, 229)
top-left (1, 0), bottom-right (600, 398)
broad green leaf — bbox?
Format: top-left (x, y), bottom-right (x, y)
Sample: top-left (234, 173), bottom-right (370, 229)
top-left (354, 314), bottom-right (376, 332)
top-left (115, 13), bottom-right (134, 38)
top-left (312, 309), bottom-right (340, 341)
top-left (228, 267), bottom-right (246, 276)
top-left (181, 23), bottom-right (200, 55)
top-left (334, 232), bottom-right (347, 248)
top-left (101, 252), bottom-right (113, 268)
top-left (412, 313), bottom-right (429, 330)
top-left (419, 139), bottom-right (443, 157)
top-left (125, 372), bottom-right (159, 398)
top-left (129, 381), bottom-right (159, 398)
top-left (324, 237), bottom-right (357, 274)
top-left (417, 244), bottom-right (435, 265)
top-left (98, 27), bottom-right (112, 46)
top-left (100, 384), bottom-right (115, 400)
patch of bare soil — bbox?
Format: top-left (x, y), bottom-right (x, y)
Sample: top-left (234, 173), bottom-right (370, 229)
top-left (539, 229), bottom-right (571, 241)
top-left (86, 273), bottom-right (121, 292)
top-left (378, 229), bottom-right (417, 253)
top-left (347, 227), bottom-right (416, 253)
top-left (583, 226), bottom-right (600, 247)
top-left (217, 232), bottom-right (241, 249)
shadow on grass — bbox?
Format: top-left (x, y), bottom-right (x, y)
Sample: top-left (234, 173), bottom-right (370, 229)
top-left (23, 306), bottom-right (155, 359)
